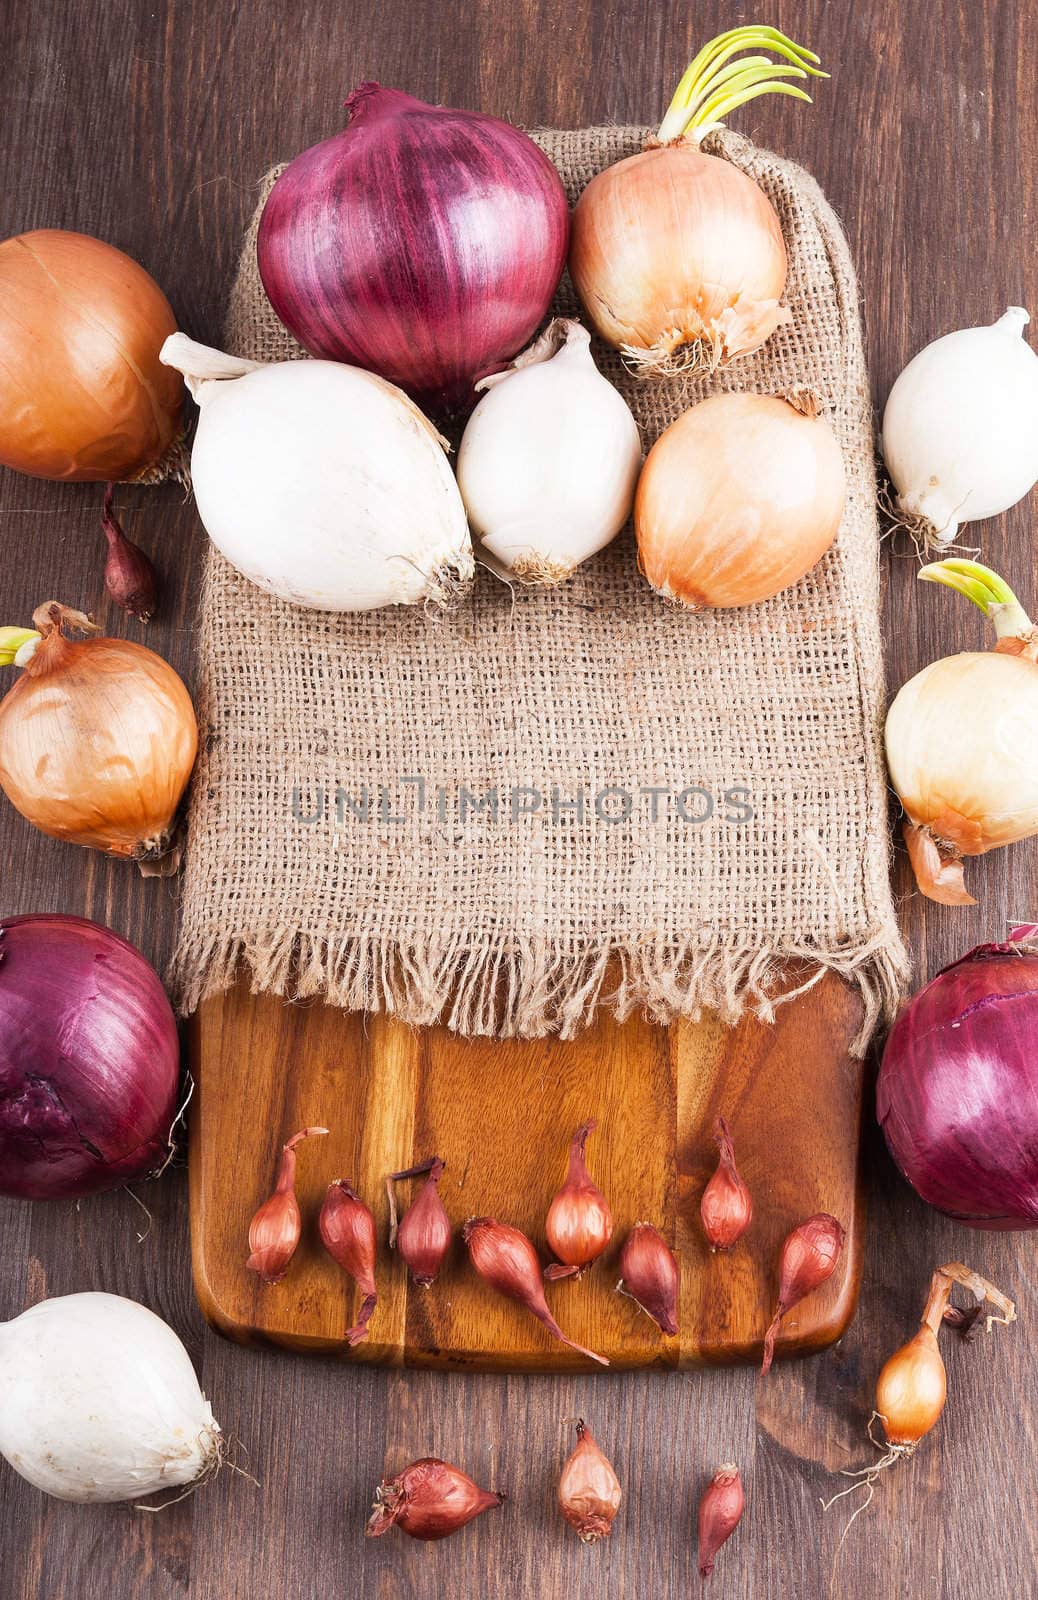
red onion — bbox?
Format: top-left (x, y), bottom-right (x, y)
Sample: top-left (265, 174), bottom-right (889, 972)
top-left (878, 925), bottom-right (1038, 1228)
top-left (0, 914), bottom-right (179, 1199)
top-left (257, 84), bottom-right (570, 417)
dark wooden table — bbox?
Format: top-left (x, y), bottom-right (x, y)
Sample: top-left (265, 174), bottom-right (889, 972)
top-left (2, 3), bottom-right (1035, 1595)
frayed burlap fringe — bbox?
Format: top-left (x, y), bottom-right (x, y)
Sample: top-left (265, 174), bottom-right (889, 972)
top-left (171, 125), bottom-right (909, 1054)
top-left (171, 926), bottom-right (905, 1057)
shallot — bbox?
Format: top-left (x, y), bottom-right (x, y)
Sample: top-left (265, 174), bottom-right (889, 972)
top-left (246, 1126), bottom-right (328, 1284)
top-left (161, 334), bottom-right (472, 612)
top-left (700, 1116), bottom-right (752, 1251)
top-left (557, 1419), bottom-right (622, 1542)
top-left (545, 1120), bottom-right (613, 1279)
top-left (760, 1212), bottom-right (843, 1373)
top-left (387, 1157), bottom-right (452, 1286)
top-left (320, 1180), bottom-right (379, 1345)
top-left (697, 1463), bottom-right (744, 1578)
top-left (366, 1457), bottom-right (504, 1540)
top-left (462, 1217), bottom-right (608, 1365)
top-left (457, 320), bottom-right (641, 584)
top-left (616, 1223), bottom-right (679, 1335)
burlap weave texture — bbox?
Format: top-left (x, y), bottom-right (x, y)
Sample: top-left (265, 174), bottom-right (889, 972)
top-left (172, 126), bottom-right (908, 1048)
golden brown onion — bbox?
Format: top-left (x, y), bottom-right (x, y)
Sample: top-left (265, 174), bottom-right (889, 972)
top-left (0, 231), bottom-right (183, 482)
top-left (570, 144), bottom-right (789, 374)
top-left (0, 603), bottom-right (197, 861)
top-left (635, 391), bottom-right (845, 609)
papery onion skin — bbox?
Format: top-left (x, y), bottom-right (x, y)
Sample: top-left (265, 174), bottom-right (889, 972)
top-left (257, 84), bottom-right (570, 417)
top-left (0, 231), bottom-right (183, 482)
top-left (0, 610), bottom-right (197, 858)
top-left (635, 392), bottom-right (845, 608)
top-left (0, 915), bottom-right (179, 1200)
top-left (570, 143), bottom-right (789, 372)
top-left (877, 930), bottom-right (1038, 1227)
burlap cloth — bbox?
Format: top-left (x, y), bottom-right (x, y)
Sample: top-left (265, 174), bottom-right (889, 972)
top-left (171, 127), bottom-right (909, 1050)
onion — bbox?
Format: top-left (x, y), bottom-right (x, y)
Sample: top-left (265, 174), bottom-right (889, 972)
top-left (0, 602), bottom-right (197, 864)
top-left (161, 335), bottom-right (472, 611)
top-left (256, 84), bottom-right (570, 417)
top-left (877, 925), bottom-right (1038, 1227)
top-left (635, 390), bottom-right (845, 608)
top-left (885, 560), bottom-right (1038, 903)
top-left (0, 1292), bottom-right (220, 1502)
top-left (0, 914), bottom-right (180, 1200)
top-left (882, 308), bottom-right (1038, 547)
top-left (457, 320), bottom-right (641, 585)
top-left (0, 230), bottom-right (183, 483)
top-left (569, 27), bottom-right (825, 375)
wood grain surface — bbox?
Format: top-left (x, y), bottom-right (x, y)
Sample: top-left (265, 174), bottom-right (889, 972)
top-left (1, 2), bottom-right (1035, 1596)
top-left (190, 977), bottom-right (864, 1369)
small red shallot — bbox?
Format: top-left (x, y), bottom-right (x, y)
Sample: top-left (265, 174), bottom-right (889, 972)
top-left (616, 1223), bottom-right (679, 1336)
top-left (557, 1419), bottom-right (622, 1543)
top-left (366, 1457), bottom-right (505, 1541)
top-left (462, 1217), bottom-right (608, 1365)
top-left (700, 1116), bottom-right (752, 1251)
top-left (101, 486), bottom-right (159, 623)
top-left (386, 1156), bottom-right (452, 1286)
top-left (319, 1179), bottom-right (378, 1345)
top-left (545, 1120), bottom-right (613, 1279)
top-left (246, 1126), bottom-right (328, 1284)
top-left (697, 1463), bottom-right (745, 1578)
top-left (760, 1213), bottom-right (844, 1373)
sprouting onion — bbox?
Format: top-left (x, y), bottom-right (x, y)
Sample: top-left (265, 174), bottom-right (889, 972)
top-left (569, 26), bottom-right (827, 375)
top-left (885, 560), bottom-right (1038, 904)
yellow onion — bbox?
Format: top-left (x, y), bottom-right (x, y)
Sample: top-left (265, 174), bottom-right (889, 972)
top-left (886, 561), bottom-right (1038, 904)
top-left (875, 1327), bottom-right (947, 1450)
top-left (0, 603), bottom-right (197, 863)
top-left (570, 27), bottom-right (825, 374)
top-left (635, 390), bottom-right (845, 609)
top-left (0, 231), bottom-right (183, 482)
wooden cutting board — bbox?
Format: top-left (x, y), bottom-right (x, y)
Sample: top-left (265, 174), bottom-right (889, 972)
top-left (188, 972), bottom-right (865, 1370)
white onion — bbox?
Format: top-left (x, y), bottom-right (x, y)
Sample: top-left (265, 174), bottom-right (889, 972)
top-left (161, 334), bottom-right (473, 611)
top-left (457, 319), bottom-right (642, 583)
top-left (881, 308), bottom-right (1038, 545)
top-left (0, 1292), bottom-right (220, 1502)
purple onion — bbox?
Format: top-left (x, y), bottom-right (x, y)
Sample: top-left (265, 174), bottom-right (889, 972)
top-left (877, 925), bottom-right (1038, 1228)
top-left (0, 914), bottom-right (180, 1199)
top-left (257, 83), bottom-right (570, 417)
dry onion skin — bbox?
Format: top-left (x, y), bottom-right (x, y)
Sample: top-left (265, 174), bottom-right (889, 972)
top-left (569, 27), bottom-right (826, 376)
top-left (885, 561), bottom-right (1038, 904)
top-left (0, 231), bottom-right (183, 483)
top-left (635, 390), bottom-right (845, 609)
top-left (0, 603), bottom-right (197, 863)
